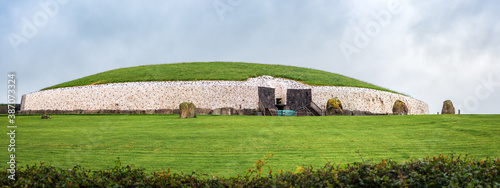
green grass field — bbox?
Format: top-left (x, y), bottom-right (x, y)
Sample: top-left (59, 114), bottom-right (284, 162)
top-left (2, 114), bottom-right (499, 177)
top-left (42, 62), bottom-right (397, 94)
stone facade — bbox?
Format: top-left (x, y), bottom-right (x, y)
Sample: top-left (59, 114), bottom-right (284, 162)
top-left (21, 76), bottom-right (429, 115)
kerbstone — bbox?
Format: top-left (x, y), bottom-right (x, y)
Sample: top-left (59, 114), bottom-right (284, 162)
top-left (326, 97), bottom-right (343, 115)
top-left (392, 100), bottom-right (408, 115)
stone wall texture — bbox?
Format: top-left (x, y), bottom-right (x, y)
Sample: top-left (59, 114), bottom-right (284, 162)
top-left (21, 76), bottom-right (429, 115)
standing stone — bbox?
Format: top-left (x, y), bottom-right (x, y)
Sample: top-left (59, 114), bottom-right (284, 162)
top-left (441, 100), bottom-right (455, 114)
top-left (392, 100), bottom-right (408, 115)
top-left (326, 97), bottom-right (343, 115)
top-left (179, 102), bottom-right (196, 118)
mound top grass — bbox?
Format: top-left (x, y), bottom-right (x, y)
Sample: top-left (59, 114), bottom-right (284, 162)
top-left (43, 62), bottom-right (396, 93)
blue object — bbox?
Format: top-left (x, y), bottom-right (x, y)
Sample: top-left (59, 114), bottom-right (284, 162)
top-left (278, 110), bottom-right (296, 116)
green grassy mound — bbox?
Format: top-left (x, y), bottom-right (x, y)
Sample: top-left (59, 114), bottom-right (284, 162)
top-left (42, 62), bottom-right (396, 93)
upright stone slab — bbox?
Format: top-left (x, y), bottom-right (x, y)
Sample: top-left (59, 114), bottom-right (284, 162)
top-left (258, 87), bottom-right (276, 110)
top-left (392, 100), bottom-right (408, 115)
top-left (179, 102), bottom-right (196, 118)
top-left (326, 97), bottom-right (343, 115)
top-left (286, 89), bottom-right (312, 110)
top-left (441, 100), bottom-right (455, 114)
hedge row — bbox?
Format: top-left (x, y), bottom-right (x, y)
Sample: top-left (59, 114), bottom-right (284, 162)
top-left (1, 153), bottom-right (499, 187)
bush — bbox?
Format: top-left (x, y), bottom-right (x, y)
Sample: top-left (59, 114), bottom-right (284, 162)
top-left (1, 153), bottom-right (499, 187)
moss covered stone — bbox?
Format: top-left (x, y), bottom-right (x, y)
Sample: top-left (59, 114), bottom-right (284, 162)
top-left (326, 97), bottom-right (343, 115)
top-left (179, 102), bottom-right (196, 118)
top-left (392, 100), bottom-right (408, 115)
top-left (441, 100), bottom-right (455, 114)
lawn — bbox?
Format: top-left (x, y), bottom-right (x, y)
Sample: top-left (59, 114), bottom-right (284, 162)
top-left (2, 114), bottom-right (499, 177)
top-left (42, 62), bottom-right (397, 94)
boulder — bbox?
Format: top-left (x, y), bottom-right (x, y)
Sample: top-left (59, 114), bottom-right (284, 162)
top-left (211, 108), bottom-right (239, 115)
top-left (392, 100), bottom-right (408, 115)
top-left (145, 110), bottom-right (155, 114)
top-left (326, 97), bottom-right (343, 115)
top-left (179, 102), bottom-right (196, 118)
top-left (41, 114), bottom-right (51, 119)
top-left (196, 108), bottom-right (213, 115)
top-left (441, 100), bottom-right (455, 114)
top-left (155, 109), bottom-right (173, 114)
top-left (240, 109), bottom-right (257, 115)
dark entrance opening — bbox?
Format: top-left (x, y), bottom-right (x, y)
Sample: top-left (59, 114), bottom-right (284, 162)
top-left (275, 98), bottom-right (286, 110)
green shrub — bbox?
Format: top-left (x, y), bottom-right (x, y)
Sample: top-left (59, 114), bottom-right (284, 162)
top-left (1, 154), bottom-right (499, 187)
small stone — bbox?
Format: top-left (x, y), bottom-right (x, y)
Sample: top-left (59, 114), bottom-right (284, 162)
top-left (392, 100), bottom-right (408, 115)
top-left (41, 114), bottom-right (51, 119)
top-left (441, 100), bottom-right (455, 114)
top-left (179, 102), bottom-right (196, 118)
top-left (326, 97), bottom-right (343, 115)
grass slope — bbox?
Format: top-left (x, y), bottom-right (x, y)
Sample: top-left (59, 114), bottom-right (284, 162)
top-left (42, 62), bottom-right (396, 93)
top-left (4, 114), bottom-right (499, 177)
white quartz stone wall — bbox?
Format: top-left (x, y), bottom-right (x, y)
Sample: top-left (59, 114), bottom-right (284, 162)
top-left (21, 76), bottom-right (428, 114)
top-left (21, 82), bottom-right (259, 111)
top-left (311, 87), bottom-right (428, 115)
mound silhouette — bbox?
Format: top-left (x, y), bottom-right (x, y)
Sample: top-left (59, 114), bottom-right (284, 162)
top-left (43, 62), bottom-right (397, 94)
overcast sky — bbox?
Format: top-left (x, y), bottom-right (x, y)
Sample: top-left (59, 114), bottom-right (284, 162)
top-left (1, 0), bottom-right (499, 114)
